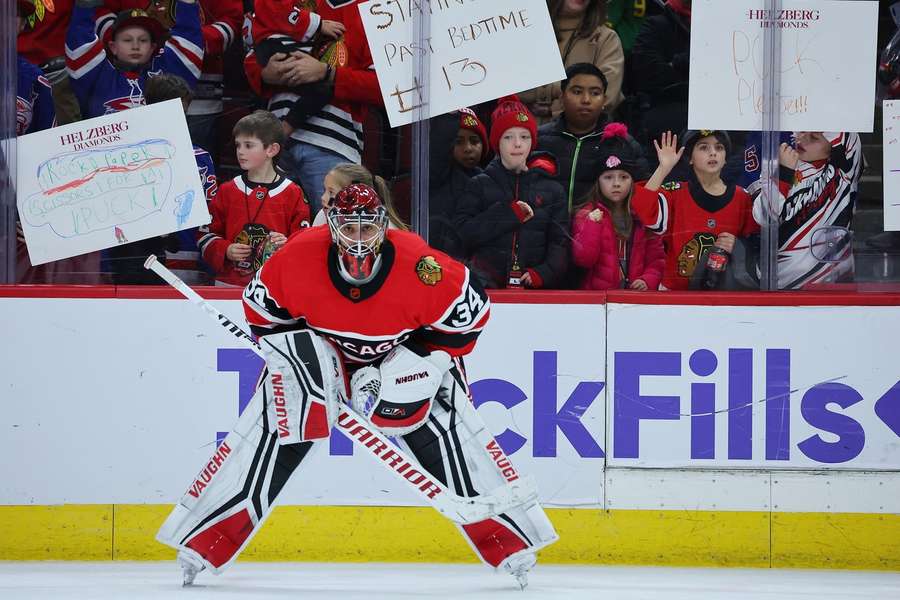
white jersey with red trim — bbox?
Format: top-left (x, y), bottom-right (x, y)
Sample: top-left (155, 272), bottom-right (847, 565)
top-left (242, 227), bottom-right (490, 366)
top-left (752, 132), bottom-right (862, 289)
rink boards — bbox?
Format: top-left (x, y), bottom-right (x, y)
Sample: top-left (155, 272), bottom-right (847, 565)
top-left (1, 288), bottom-right (899, 569)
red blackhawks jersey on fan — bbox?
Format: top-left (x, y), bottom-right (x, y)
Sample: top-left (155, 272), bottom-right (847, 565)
top-left (198, 174), bottom-right (310, 287)
top-left (632, 181), bottom-right (758, 290)
top-left (242, 227), bottom-right (491, 366)
top-left (243, 0), bottom-right (382, 163)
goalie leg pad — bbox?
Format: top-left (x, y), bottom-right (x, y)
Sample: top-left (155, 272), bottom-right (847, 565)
top-left (156, 374), bottom-right (317, 573)
top-left (401, 360), bottom-right (559, 569)
top-left (260, 330), bottom-right (348, 444)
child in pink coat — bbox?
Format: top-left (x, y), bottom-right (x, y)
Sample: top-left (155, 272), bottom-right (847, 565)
top-left (571, 123), bottom-right (664, 290)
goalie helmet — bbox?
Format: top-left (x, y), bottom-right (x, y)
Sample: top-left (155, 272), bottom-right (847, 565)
top-left (327, 183), bottom-right (389, 284)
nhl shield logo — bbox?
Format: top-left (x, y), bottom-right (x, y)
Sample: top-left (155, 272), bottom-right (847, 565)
top-left (416, 256), bottom-right (442, 286)
top-left (707, 218), bottom-right (716, 228)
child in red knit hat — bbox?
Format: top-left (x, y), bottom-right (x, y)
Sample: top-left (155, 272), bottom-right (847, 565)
top-left (454, 96), bottom-right (570, 289)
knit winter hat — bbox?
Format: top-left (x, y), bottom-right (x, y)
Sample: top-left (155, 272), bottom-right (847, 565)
top-left (596, 123), bottom-right (643, 179)
top-left (489, 95), bottom-right (537, 152)
top-left (682, 129), bottom-right (733, 157)
top-left (458, 107), bottom-right (488, 161)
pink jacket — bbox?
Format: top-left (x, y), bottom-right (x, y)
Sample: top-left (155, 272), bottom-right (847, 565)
top-left (571, 202), bottom-right (665, 290)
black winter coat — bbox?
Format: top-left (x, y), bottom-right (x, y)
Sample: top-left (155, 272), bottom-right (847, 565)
top-left (537, 116), bottom-right (649, 212)
top-left (454, 154), bottom-right (570, 289)
top-left (630, 8), bottom-right (691, 104)
top-left (428, 113), bottom-right (481, 258)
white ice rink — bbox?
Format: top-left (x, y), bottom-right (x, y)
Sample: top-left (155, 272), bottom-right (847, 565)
top-left (1, 562), bottom-right (898, 600)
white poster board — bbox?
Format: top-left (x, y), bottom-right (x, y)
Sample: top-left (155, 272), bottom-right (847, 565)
top-left (688, 0), bottom-right (878, 132)
top-left (16, 100), bottom-right (211, 265)
top-left (884, 100), bottom-right (900, 232)
top-left (359, 0), bottom-right (566, 127)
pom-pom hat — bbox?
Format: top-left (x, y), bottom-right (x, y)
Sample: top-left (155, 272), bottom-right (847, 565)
top-left (489, 95), bottom-right (537, 152)
top-left (596, 122), bottom-right (643, 179)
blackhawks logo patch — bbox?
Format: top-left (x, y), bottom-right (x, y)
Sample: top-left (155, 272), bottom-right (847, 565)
top-left (516, 112), bottom-right (529, 122)
top-left (416, 256), bottom-right (442, 286)
top-left (660, 181), bottom-right (682, 191)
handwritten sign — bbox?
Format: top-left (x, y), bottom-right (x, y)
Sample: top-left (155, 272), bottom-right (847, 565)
top-left (884, 100), bottom-right (900, 232)
top-left (688, 0), bottom-right (878, 132)
top-left (17, 100), bottom-right (210, 265)
top-left (359, 0), bottom-right (565, 127)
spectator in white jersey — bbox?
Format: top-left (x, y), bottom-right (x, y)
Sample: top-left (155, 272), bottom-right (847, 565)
top-left (751, 132), bottom-right (863, 289)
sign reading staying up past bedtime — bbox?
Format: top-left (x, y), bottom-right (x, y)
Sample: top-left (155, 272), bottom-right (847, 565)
top-left (359, 0), bottom-right (566, 127)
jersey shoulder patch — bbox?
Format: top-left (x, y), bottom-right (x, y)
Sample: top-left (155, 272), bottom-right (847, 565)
top-left (415, 255), bottom-right (443, 286)
top-left (660, 181), bottom-right (682, 191)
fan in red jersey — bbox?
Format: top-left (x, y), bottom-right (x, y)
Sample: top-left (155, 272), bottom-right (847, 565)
top-left (158, 183), bottom-right (558, 591)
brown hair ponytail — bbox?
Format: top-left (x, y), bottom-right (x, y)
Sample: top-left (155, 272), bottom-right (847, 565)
top-left (327, 164), bottom-right (409, 231)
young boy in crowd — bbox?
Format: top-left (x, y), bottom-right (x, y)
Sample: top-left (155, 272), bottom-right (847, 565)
top-left (65, 0), bottom-right (203, 119)
top-left (144, 74), bottom-right (218, 285)
top-left (428, 107), bottom-right (488, 257)
top-left (454, 96), bottom-right (569, 289)
top-left (97, 0), bottom-right (244, 166)
top-left (538, 63), bottom-right (646, 215)
top-left (198, 110), bottom-right (310, 287)
top-left (632, 130), bottom-right (758, 290)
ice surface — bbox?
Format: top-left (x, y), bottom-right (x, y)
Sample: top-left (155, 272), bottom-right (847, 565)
top-left (0, 562), bottom-right (898, 600)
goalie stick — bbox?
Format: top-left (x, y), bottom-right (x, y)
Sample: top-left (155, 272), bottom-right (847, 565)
top-left (144, 255), bottom-right (538, 525)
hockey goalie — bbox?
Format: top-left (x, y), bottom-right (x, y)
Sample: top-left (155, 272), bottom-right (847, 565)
top-left (156, 184), bottom-right (559, 588)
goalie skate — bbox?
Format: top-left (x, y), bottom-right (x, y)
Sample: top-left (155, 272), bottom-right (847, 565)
top-left (400, 360), bottom-right (558, 577)
top-left (156, 369), bottom-right (317, 574)
top-left (178, 549), bottom-right (205, 586)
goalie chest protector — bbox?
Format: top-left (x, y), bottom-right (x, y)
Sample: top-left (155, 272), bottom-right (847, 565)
top-left (243, 227), bottom-right (489, 365)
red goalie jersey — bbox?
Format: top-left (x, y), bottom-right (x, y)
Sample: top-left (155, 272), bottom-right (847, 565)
top-left (242, 227), bottom-right (491, 366)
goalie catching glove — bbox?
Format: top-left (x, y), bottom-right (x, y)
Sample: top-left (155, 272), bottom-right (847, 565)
top-left (260, 330), bottom-right (348, 444)
top-left (351, 344), bottom-right (452, 436)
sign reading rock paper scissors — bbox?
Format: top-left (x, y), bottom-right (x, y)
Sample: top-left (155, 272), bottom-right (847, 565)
top-left (359, 0), bottom-right (566, 127)
top-left (16, 99), bottom-right (210, 265)
top-left (688, 0), bottom-right (878, 132)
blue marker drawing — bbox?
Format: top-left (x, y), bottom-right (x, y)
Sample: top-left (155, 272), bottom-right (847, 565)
top-left (174, 190), bottom-right (195, 228)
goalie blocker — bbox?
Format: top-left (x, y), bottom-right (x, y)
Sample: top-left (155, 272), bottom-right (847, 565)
top-left (157, 329), bottom-right (557, 578)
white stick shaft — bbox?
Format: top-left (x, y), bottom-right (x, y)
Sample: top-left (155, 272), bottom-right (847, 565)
top-left (142, 255), bottom-right (533, 523)
top-left (144, 255), bottom-right (261, 355)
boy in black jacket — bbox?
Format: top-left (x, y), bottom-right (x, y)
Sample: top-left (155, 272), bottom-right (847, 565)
top-left (455, 96), bottom-right (570, 289)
